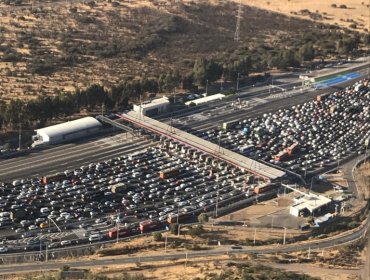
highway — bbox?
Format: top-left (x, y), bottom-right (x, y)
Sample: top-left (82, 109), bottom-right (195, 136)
top-left (0, 214), bottom-right (368, 275)
top-left (0, 63), bottom-right (368, 184)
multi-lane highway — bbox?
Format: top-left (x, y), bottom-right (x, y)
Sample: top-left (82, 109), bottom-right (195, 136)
top-left (0, 215), bottom-right (368, 275)
top-left (1, 63), bottom-right (368, 184)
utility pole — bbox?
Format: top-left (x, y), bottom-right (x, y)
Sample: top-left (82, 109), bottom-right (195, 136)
top-left (215, 184), bottom-right (220, 218)
top-left (234, 0), bottom-right (242, 42)
top-left (253, 228), bottom-right (256, 245)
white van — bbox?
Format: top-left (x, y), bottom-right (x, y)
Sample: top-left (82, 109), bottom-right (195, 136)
top-left (89, 234), bottom-right (103, 242)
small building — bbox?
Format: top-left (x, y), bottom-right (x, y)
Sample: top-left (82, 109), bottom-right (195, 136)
top-left (289, 193), bottom-right (332, 217)
top-left (185, 93), bottom-right (225, 106)
top-left (133, 97), bottom-right (170, 116)
top-left (32, 117), bottom-right (102, 147)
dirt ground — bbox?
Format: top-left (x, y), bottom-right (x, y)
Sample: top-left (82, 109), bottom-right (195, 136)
top-left (241, 0), bottom-right (370, 32)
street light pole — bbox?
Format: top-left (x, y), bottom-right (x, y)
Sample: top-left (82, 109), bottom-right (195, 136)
top-left (283, 227), bottom-right (287, 245)
top-left (236, 72), bottom-right (240, 91)
top-left (215, 184), bottom-right (220, 218)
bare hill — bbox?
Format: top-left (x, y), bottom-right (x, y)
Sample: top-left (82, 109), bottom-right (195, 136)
top-left (0, 0), bottom-right (367, 102)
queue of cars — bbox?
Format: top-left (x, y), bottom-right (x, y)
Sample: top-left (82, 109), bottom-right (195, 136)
top-left (202, 81), bottom-right (370, 175)
top-left (0, 145), bottom-right (266, 251)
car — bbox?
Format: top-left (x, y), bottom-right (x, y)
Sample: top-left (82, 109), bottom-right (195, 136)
top-left (60, 240), bottom-right (72, 246)
top-left (0, 246), bottom-right (8, 253)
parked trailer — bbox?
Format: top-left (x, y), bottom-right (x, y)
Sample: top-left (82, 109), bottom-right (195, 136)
top-left (108, 227), bottom-right (132, 239)
top-left (139, 220), bottom-right (163, 233)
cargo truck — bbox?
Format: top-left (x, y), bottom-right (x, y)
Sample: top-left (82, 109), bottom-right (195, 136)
top-left (139, 220), bottom-right (162, 233)
top-left (108, 227), bottom-right (132, 239)
top-left (254, 183), bottom-right (274, 194)
top-left (274, 150), bottom-right (288, 161)
top-left (167, 213), bottom-right (191, 224)
top-left (42, 173), bottom-right (67, 185)
top-left (286, 143), bottom-right (299, 156)
top-left (159, 168), bottom-right (179, 179)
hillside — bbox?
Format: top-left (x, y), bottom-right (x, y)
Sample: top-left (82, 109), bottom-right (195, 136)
top-left (0, 0), bottom-right (367, 102)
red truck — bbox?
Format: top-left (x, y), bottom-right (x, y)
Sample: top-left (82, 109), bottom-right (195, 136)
top-left (108, 227), bottom-right (132, 239)
top-left (274, 151), bottom-right (288, 161)
top-left (139, 220), bottom-right (162, 233)
top-left (286, 143), bottom-right (299, 156)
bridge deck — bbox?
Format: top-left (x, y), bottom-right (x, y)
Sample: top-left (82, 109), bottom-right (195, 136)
top-left (117, 111), bottom-right (286, 180)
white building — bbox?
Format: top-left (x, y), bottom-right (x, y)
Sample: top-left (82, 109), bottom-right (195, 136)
top-left (185, 93), bottom-right (225, 106)
top-left (290, 193), bottom-right (332, 217)
top-left (133, 97), bottom-right (170, 116)
top-left (32, 117), bottom-right (102, 146)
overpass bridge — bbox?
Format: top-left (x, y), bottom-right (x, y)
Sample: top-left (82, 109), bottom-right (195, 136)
top-left (115, 111), bottom-right (286, 181)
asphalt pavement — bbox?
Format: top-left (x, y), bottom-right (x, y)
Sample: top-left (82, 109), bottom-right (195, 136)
top-left (0, 214), bottom-right (368, 275)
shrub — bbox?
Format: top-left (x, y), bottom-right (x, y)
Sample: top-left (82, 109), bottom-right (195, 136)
top-left (331, 4), bottom-right (337, 8)
top-left (339, 4), bottom-right (347, 9)
top-left (152, 232), bottom-right (162, 242)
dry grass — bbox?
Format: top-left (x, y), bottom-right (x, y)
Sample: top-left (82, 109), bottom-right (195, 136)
top-left (0, 0), bottom-right (364, 103)
top-left (241, 0), bottom-right (370, 32)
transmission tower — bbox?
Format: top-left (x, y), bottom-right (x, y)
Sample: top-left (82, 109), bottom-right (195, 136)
top-left (234, 0), bottom-right (243, 42)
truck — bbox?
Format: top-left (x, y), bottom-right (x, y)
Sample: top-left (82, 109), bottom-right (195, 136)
top-left (81, 190), bottom-right (104, 202)
top-left (111, 183), bottom-right (127, 194)
top-left (222, 120), bottom-right (239, 131)
top-left (108, 227), bottom-right (132, 239)
top-left (139, 220), bottom-right (163, 233)
top-left (239, 145), bottom-right (255, 154)
top-left (274, 150), bottom-right (288, 161)
top-left (167, 213), bottom-right (191, 224)
top-left (286, 143), bottom-right (299, 156)
top-left (42, 173), bottom-right (67, 185)
top-left (159, 168), bottom-right (179, 179)
top-left (254, 183), bottom-right (273, 194)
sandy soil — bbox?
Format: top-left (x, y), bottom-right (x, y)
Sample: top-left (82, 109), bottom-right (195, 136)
top-left (239, 0), bottom-right (370, 32)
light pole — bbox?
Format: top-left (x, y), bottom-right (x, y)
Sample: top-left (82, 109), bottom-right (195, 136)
top-left (253, 228), bottom-right (257, 245)
top-left (236, 72), bottom-right (240, 91)
top-left (116, 219), bottom-right (119, 244)
top-left (215, 184), bottom-right (220, 218)
top-left (206, 79), bottom-right (209, 96)
top-left (283, 227), bottom-right (287, 245)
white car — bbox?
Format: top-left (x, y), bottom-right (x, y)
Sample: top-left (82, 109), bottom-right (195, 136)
top-left (0, 246), bottom-right (8, 253)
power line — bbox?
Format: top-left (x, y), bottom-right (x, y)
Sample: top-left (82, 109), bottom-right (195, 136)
top-left (234, 0), bottom-right (242, 42)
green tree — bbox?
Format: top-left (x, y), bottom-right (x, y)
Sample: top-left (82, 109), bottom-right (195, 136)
top-left (188, 225), bottom-right (204, 238)
top-left (152, 232), bottom-right (162, 241)
top-left (169, 223), bottom-right (179, 235)
top-left (198, 213), bottom-right (208, 224)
